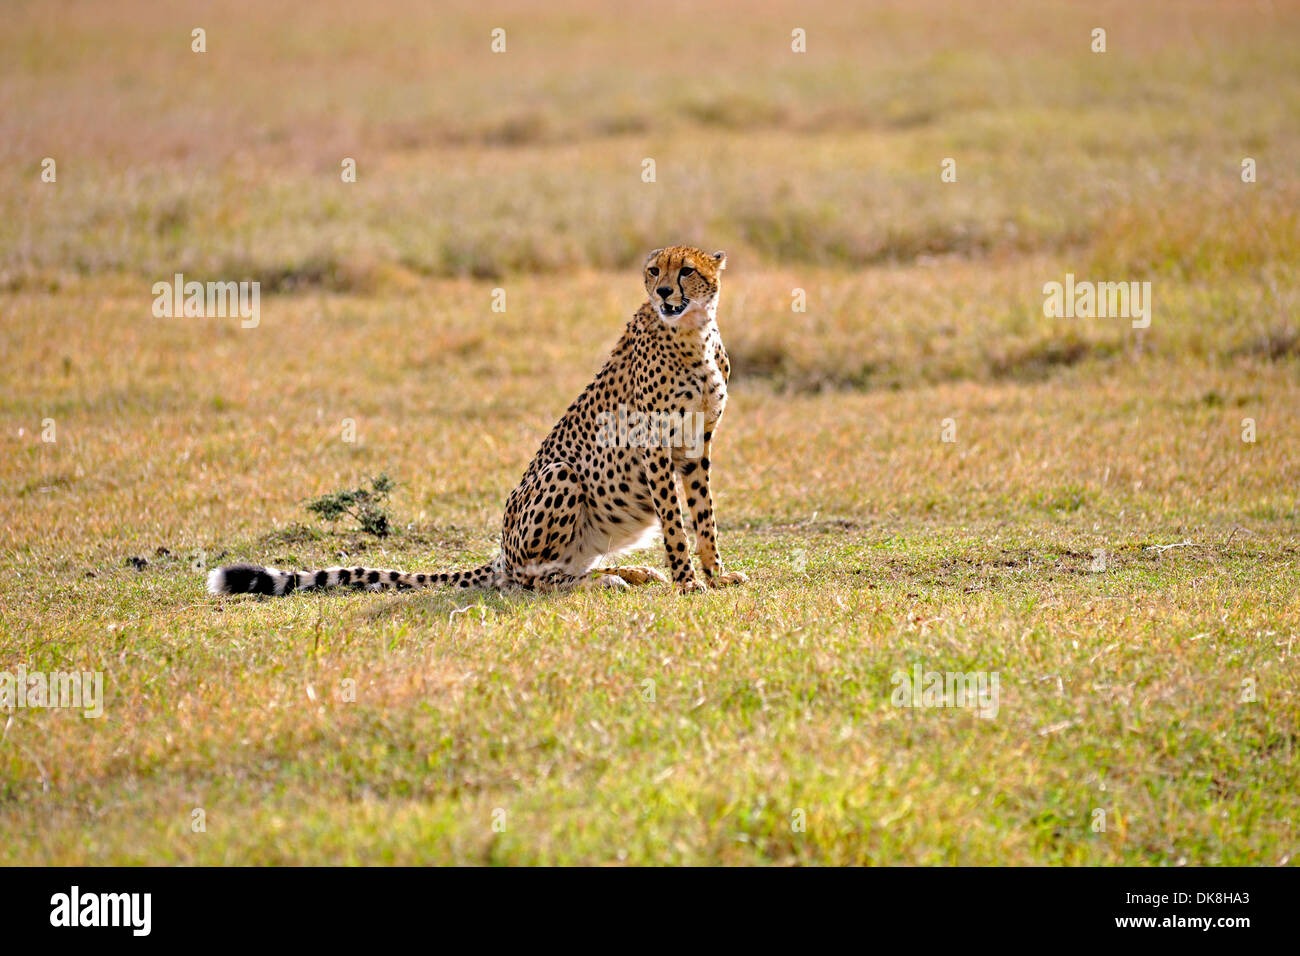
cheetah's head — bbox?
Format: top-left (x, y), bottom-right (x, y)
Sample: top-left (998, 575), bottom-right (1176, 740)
top-left (643, 246), bottom-right (727, 323)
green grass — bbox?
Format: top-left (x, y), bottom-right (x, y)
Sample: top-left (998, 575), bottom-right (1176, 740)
top-left (1, 0), bottom-right (1298, 864)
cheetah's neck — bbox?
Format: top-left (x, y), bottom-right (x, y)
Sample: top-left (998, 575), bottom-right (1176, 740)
top-left (662, 299), bottom-right (720, 356)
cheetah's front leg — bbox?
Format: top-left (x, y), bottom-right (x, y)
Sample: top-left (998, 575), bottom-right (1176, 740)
top-left (642, 448), bottom-right (705, 594)
top-left (679, 446), bottom-right (747, 588)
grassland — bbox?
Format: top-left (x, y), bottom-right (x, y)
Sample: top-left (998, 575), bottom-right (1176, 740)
top-left (1, 0), bottom-right (1298, 864)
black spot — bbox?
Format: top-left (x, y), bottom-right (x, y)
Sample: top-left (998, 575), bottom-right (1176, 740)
top-left (389, 571), bottom-right (400, 583)
top-left (315, 570), bottom-right (328, 588)
top-left (339, 568), bottom-right (352, 585)
top-left (367, 570), bottom-right (380, 584)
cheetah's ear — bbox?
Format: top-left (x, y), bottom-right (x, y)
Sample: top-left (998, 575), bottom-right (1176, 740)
top-left (712, 250), bottom-right (727, 271)
top-left (644, 248), bottom-right (665, 268)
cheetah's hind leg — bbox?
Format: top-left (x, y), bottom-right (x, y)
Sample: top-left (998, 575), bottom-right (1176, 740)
top-left (594, 566), bottom-right (669, 587)
top-left (706, 570), bottom-right (749, 588)
top-left (576, 572), bottom-right (631, 591)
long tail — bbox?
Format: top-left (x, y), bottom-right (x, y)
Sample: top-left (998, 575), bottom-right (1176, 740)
top-left (206, 561), bottom-right (497, 596)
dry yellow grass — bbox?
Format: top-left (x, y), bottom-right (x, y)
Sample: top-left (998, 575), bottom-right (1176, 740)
top-left (1, 0), bottom-right (1297, 864)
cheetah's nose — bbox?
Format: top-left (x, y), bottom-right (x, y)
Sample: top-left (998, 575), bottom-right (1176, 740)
top-left (656, 287), bottom-right (672, 299)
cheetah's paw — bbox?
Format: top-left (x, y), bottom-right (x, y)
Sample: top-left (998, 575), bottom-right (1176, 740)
top-left (600, 566), bottom-right (669, 586)
top-left (580, 573), bottom-right (630, 591)
top-left (707, 570), bottom-right (749, 588)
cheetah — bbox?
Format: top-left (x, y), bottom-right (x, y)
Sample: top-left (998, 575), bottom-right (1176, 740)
top-left (207, 245), bottom-right (749, 597)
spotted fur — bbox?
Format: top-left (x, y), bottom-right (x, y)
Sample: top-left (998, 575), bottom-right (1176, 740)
top-left (207, 245), bottom-right (748, 597)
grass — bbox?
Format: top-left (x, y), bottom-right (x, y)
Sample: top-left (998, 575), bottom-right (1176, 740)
top-left (1, 0), bottom-right (1298, 864)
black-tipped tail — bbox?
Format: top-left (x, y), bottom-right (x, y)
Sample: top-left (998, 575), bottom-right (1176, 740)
top-left (207, 561), bottom-right (498, 596)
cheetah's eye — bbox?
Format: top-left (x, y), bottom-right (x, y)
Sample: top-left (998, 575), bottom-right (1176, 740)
top-left (679, 266), bottom-right (695, 277)
top-left (647, 267), bottom-right (659, 277)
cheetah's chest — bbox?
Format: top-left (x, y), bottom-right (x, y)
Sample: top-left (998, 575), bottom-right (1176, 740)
top-left (691, 359), bottom-right (728, 429)
top-left (653, 354), bottom-right (725, 425)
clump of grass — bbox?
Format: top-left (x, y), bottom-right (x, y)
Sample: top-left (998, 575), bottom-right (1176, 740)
top-left (987, 333), bottom-right (1121, 382)
top-left (1235, 324), bottom-right (1300, 361)
top-left (304, 474), bottom-right (396, 538)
